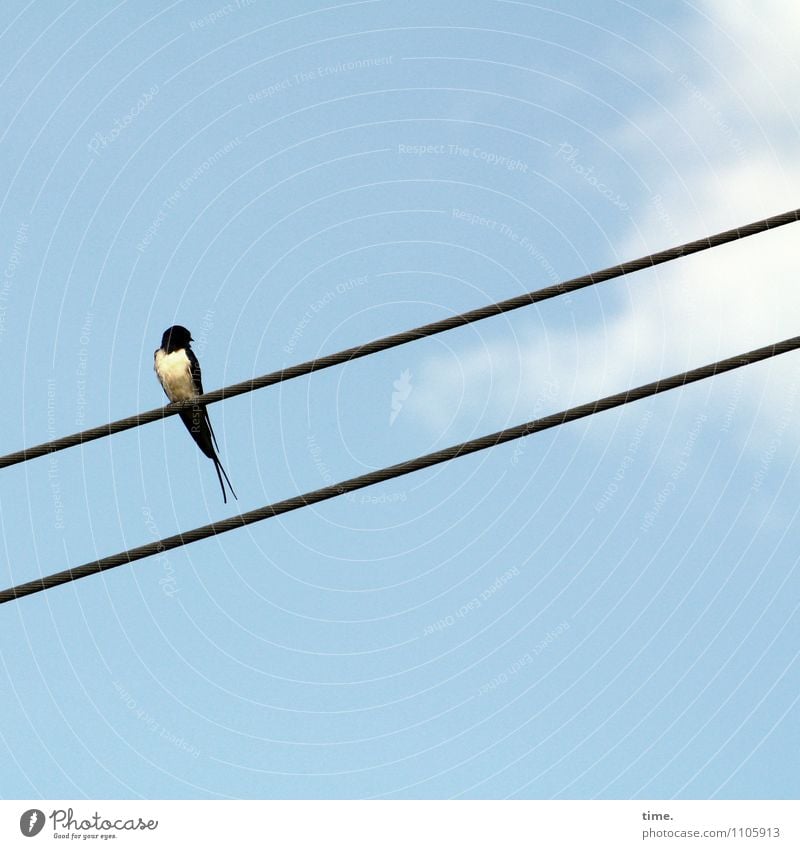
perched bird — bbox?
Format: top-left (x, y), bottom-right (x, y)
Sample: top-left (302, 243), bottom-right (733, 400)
top-left (154, 325), bottom-right (237, 503)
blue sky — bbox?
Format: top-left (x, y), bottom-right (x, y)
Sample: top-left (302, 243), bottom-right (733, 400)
top-left (0, 0), bottom-right (798, 799)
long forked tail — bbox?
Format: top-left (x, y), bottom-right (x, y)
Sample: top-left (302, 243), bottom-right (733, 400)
top-left (212, 454), bottom-right (237, 504)
top-left (201, 406), bottom-right (237, 503)
top-left (179, 405), bottom-right (238, 503)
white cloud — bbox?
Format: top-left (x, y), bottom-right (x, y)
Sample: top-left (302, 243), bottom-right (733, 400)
top-left (410, 2), bottom-right (800, 447)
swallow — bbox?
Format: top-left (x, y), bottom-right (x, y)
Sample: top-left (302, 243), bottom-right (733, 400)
top-left (154, 325), bottom-right (237, 503)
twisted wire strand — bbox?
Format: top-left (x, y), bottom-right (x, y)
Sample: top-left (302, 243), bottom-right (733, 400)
top-left (3, 334), bottom-right (798, 604)
top-left (2, 207), bottom-right (797, 470)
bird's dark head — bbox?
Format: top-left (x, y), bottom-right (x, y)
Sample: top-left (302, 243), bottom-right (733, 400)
top-left (160, 325), bottom-right (193, 353)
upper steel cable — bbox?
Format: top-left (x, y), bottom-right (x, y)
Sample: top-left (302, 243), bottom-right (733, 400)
top-left (1, 207), bottom-right (798, 470)
top-left (2, 333), bottom-right (799, 604)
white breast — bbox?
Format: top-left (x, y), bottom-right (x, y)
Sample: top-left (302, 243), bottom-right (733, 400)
top-left (154, 348), bottom-right (195, 402)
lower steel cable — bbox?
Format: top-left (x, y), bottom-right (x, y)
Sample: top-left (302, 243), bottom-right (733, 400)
top-left (2, 334), bottom-right (799, 604)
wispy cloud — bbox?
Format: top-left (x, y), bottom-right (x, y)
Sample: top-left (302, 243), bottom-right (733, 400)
top-left (409, 1), bottom-right (800, 450)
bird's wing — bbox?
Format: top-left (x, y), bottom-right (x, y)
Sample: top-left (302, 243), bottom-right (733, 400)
top-left (186, 346), bottom-right (221, 452)
top-left (186, 347), bottom-right (204, 395)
